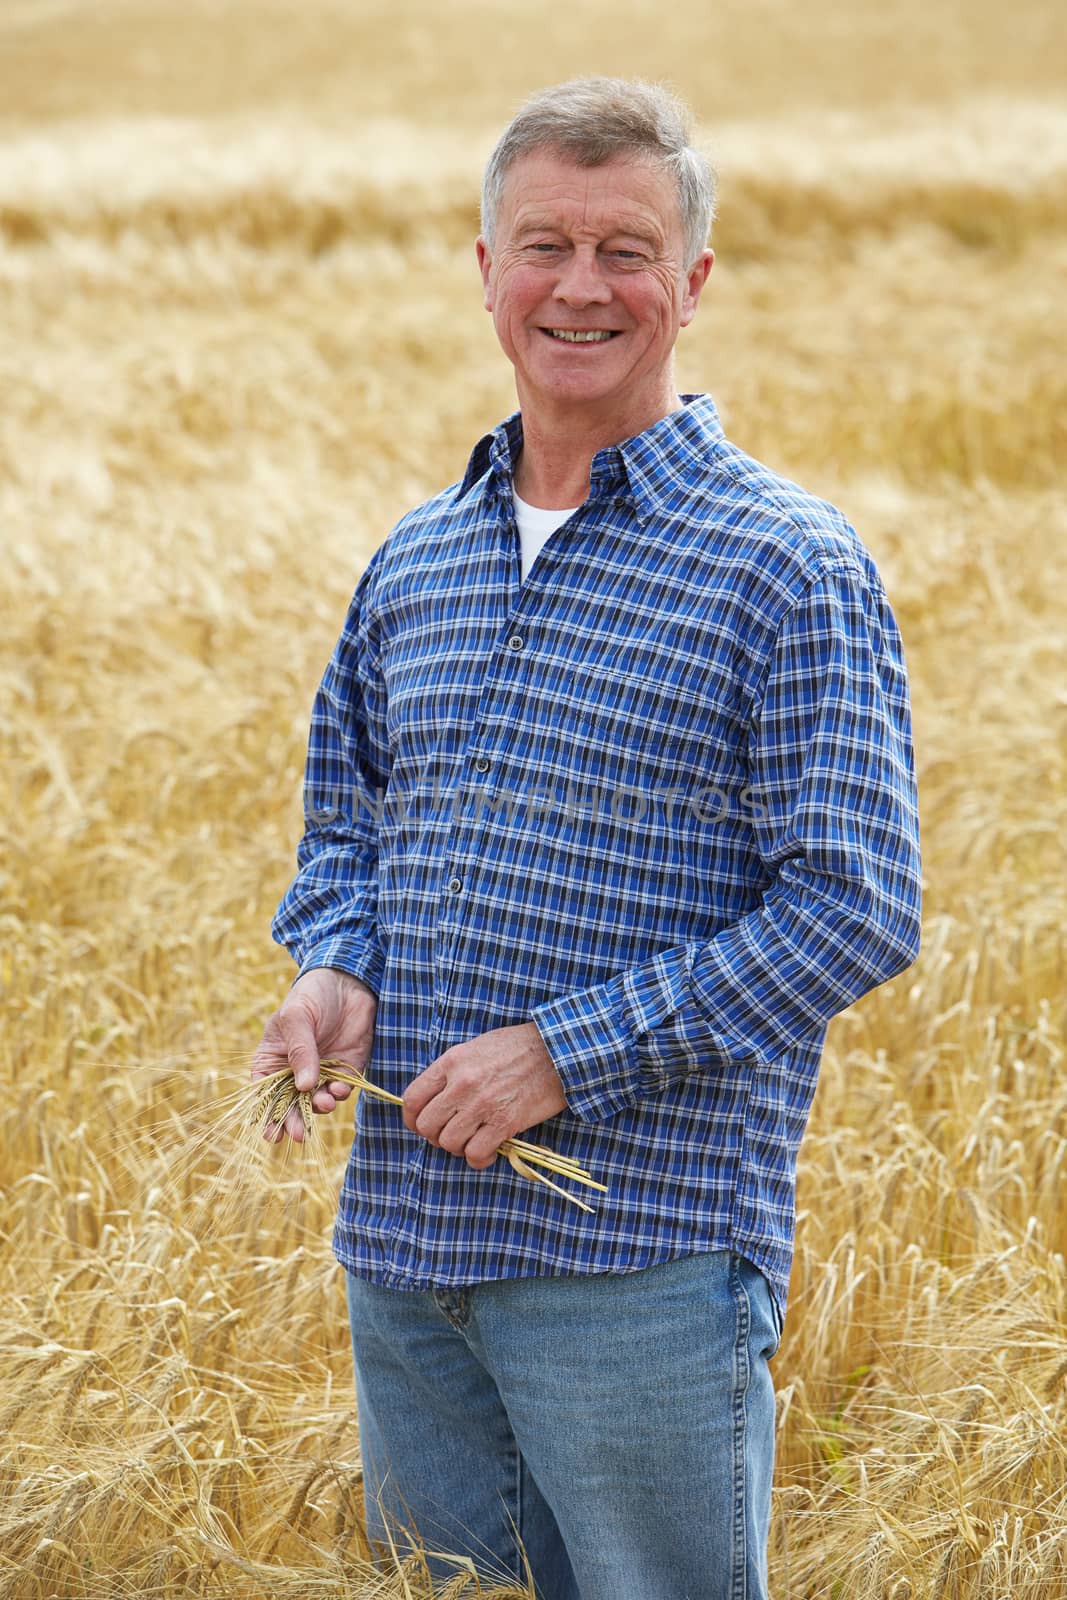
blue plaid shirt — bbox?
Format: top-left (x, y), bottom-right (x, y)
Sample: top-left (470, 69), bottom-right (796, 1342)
top-left (272, 394), bottom-right (921, 1317)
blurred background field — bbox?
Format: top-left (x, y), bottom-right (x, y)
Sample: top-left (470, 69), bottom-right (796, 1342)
top-left (1, 1), bottom-right (1065, 1595)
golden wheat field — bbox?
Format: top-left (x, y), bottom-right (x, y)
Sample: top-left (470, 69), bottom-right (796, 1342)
top-left (2, 1), bottom-right (1066, 1595)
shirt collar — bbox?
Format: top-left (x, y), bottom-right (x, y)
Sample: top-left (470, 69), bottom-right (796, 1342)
top-left (459, 394), bottom-right (725, 521)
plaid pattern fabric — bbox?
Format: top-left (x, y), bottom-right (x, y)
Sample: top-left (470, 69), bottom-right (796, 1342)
top-left (272, 394), bottom-right (922, 1316)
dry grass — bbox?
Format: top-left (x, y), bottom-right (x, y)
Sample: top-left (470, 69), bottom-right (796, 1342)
top-left (1, 1), bottom-right (1065, 1595)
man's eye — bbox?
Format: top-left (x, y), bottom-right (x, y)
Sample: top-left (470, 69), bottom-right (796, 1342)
top-left (530, 243), bottom-right (560, 253)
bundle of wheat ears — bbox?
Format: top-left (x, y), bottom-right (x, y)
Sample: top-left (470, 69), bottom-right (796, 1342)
top-left (248, 1059), bottom-right (607, 1214)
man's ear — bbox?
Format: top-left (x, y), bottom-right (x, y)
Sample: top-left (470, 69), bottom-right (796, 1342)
top-left (680, 248), bottom-right (714, 329)
top-left (476, 237), bottom-right (494, 311)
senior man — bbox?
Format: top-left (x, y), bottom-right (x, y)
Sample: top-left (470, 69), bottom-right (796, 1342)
top-left (254, 77), bottom-right (921, 1600)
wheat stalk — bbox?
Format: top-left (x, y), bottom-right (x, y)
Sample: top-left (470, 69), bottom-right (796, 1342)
top-left (260, 1059), bottom-right (608, 1214)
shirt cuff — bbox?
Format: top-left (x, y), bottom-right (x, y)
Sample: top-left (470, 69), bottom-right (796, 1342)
top-left (295, 936), bottom-right (385, 998)
top-left (531, 946), bottom-right (694, 1122)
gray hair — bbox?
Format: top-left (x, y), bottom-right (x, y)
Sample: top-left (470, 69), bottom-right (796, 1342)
top-left (481, 78), bottom-right (717, 269)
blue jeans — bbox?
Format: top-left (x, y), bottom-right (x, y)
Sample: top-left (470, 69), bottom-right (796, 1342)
top-left (345, 1250), bottom-right (782, 1600)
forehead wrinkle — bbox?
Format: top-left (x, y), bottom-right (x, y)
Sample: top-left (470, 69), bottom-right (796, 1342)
top-left (502, 157), bottom-right (677, 250)
top-left (510, 193), bottom-right (667, 248)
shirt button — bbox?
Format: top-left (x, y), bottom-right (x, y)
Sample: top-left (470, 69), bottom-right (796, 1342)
top-left (447, 875), bottom-right (463, 893)
top-left (472, 757), bottom-right (490, 773)
top-left (507, 633), bottom-right (525, 651)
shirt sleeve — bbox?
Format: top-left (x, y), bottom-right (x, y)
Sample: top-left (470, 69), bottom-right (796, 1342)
top-left (531, 563), bottom-right (923, 1121)
top-left (271, 557), bottom-right (390, 995)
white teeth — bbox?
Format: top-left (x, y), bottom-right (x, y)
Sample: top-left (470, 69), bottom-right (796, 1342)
top-left (549, 329), bottom-right (614, 343)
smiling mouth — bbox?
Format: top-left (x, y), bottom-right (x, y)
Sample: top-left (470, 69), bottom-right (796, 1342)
top-left (542, 328), bottom-right (620, 343)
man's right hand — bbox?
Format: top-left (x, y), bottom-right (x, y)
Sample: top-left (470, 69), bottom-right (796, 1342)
top-left (251, 967), bottom-right (378, 1144)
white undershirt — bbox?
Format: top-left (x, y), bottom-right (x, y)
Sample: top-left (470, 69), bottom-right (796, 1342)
top-left (513, 490), bottom-right (580, 581)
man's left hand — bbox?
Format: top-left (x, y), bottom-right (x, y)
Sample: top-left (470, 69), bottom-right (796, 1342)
top-left (401, 1023), bottom-right (567, 1170)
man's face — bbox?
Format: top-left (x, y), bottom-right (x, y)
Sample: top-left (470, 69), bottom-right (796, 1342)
top-left (477, 148), bottom-right (712, 425)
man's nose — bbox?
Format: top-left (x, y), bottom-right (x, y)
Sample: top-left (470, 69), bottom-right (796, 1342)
top-left (552, 247), bottom-right (612, 307)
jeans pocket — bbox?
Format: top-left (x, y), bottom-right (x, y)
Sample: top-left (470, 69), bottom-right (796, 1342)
top-left (770, 1290), bottom-right (785, 1355)
top-left (735, 1251), bottom-right (783, 1357)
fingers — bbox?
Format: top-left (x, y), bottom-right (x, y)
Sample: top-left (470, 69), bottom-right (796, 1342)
top-left (257, 1066), bottom-right (354, 1150)
top-left (262, 1086), bottom-right (345, 1148)
top-left (402, 1054), bottom-right (503, 1170)
top-left (277, 1004), bottom-right (325, 1092)
top-left (250, 1015), bottom-right (290, 1083)
top-left (401, 1060), bottom-right (448, 1134)
top-left (261, 1099), bottom-right (307, 1145)
top-left (411, 1091), bottom-right (462, 1147)
top-left (423, 1103), bottom-right (470, 1148)
top-left (251, 1000), bottom-right (323, 1093)
top-left (438, 1113), bottom-right (501, 1169)
top-left (253, 969), bottom-right (379, 1123)
top-left (417, 1101), bottom-right (501, 1170)
top-left (429, 1111), bottom-right (502, 1170)
top-left (309, 1081), bottom-right (353, 1115)
top-left (462, 1129), bottom-right (501, 1171)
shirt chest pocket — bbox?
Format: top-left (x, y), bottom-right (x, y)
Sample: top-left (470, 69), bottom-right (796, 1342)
top-left (559, 656), bottom-right (746, 794)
